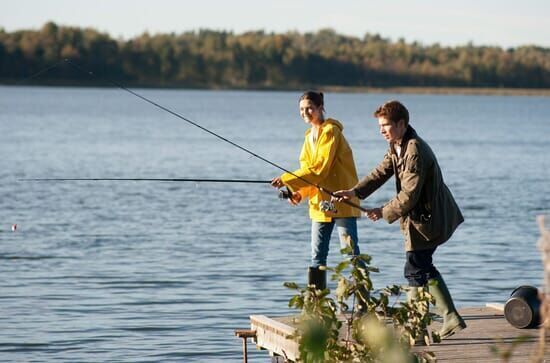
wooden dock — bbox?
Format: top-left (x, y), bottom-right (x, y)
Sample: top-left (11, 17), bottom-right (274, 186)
top-left (238, 305), bottom-right (549, 362)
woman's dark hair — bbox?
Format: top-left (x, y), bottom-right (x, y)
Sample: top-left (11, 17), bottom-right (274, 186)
top-left (300, 91), bottom-right (324, 109)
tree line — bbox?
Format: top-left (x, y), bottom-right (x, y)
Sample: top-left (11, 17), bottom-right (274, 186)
top-left (1, 22), bottom-right (549, 89)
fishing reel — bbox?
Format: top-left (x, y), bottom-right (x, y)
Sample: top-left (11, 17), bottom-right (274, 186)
top-left (319, 200), bottom-right (337, 213)
top-left (279, 187), bottom-right (336, 212)
top-left (278, 187), bottom-right (293, 200)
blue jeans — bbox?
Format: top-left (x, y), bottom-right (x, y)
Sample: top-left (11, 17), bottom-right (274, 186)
top-left (310, 217), bottom-right (360, 267)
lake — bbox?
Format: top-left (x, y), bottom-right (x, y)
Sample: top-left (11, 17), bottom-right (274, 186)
top-left (1, 86), bottom-right (549, 362)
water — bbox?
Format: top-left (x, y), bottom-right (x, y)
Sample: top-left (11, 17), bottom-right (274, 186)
top-left (1, 86), bottom-right (549, 362)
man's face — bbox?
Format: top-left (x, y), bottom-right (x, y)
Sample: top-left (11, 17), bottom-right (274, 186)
top-left (378, 117), bottom-right (406, 144)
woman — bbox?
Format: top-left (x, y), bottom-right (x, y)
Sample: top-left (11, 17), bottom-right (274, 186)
top-left (271, 91), bottom-right (362, 290)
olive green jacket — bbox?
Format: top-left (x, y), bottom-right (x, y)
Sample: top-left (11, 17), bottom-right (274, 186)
top-left (353, 126), bottom-right (463, 251)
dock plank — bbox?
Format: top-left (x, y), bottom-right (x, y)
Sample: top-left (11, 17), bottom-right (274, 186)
top-left (415, 307), bottom-right (547, 362)
top-left (249, 306), bottom-right (549, 362)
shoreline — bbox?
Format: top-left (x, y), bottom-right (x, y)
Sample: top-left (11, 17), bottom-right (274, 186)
top-left (2, 82), bottom-right (549, 96)
top-left (320, 85), bottom-right (550, 96)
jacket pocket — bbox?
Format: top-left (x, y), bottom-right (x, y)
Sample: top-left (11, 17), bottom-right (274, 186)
top-left (409, 215), bottom-right (440, 241)
top-left (409, 200), bottom-right (440, 241)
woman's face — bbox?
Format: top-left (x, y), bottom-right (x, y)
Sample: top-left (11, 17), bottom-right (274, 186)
top-left (299, 99), bottom-right (323, 125)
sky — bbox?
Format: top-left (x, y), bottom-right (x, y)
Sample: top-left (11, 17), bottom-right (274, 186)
top-left (1, 0), bottom-right (549, 48)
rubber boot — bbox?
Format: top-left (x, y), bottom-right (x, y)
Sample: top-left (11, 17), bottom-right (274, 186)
top-left (407, 286), bottom-right (436, 318)
top-left (406, 286), bottom-right (429, 345)
top-left (308, 266), bottom-right (326, 291)
top-left (428, 275), bottom-right (466, 339)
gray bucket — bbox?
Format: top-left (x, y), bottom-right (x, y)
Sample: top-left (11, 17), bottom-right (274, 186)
top-left (504, 285), bottom-right (541, 329)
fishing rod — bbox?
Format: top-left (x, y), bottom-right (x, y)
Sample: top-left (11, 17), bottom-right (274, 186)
top-left (22, 59), bottom-right (368, 213)
top-left (21, 178), bottom-right (296, 201)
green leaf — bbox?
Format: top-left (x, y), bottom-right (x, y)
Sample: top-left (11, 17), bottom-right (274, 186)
top-left (335, 260), bottom-right (350, 273)
top-left (336, 278), bottom-right (350, 299)
top-left (340, 246), bottom-right (353, 255)
top-left (357, 253), bottom-right (372, 263)
top-left (284, 281), bottom-right (300, 290)
top-left (289, 295), bottom-right (302, 308)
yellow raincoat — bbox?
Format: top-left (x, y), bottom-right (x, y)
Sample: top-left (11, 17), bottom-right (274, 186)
top-left (280, 118), bottom-right (361, 222)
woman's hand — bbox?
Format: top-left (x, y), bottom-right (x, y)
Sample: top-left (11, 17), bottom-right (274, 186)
top-left (288, 191), bottom-right (302, 206)
top-left (331, 189), bottom-right (355, 202)
top-left (271, 177), bottom-right (284, 188)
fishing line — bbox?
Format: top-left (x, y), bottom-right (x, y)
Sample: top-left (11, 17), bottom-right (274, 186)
top-left (21, 59), bottom-right (368, 213)
top-left (21, 178), bottom-right (271, 183)
top-left (14, 59), bottom-right (68, 85)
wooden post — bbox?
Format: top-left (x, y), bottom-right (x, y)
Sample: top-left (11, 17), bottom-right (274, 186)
top-left (235, 329), bottom-right (256, 363)
top-left (242, 336), bottom-right (247, 363)
top-left (537, 215), bottom-right (550, 361)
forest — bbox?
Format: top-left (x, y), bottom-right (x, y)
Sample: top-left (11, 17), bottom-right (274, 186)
top-left (1, 22), bottom-right (549, 89)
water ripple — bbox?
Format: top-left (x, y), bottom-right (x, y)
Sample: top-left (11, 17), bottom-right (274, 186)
top-left (1, 88), bottom-right (548, 362)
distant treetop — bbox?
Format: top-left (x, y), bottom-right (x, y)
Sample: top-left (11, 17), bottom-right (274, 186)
top-left (1, 22), bottom-right (549, 89)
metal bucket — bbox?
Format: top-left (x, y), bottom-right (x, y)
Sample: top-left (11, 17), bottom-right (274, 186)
top-left (504, 285), bottom-right (541, 329)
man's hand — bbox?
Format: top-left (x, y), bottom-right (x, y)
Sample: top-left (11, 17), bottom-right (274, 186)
top-left (332, 189), bottom-right (355, 202)
top-left (365, 208), bottom-right (383, 222)
top-left (271, 177), bottom-right (283, 188)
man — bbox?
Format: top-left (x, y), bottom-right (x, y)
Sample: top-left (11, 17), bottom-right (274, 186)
top-left (334, 100), bottom-right (466, 339)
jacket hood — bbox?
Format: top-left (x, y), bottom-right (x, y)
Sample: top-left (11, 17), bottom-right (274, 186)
top-left (324, 118), bottom-right (343, 131)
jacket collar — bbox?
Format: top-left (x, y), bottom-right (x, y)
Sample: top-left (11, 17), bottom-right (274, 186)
top-left (392, 125), bottom-right (417, 155)
top-left (399, 125), bottom-right (417, 145)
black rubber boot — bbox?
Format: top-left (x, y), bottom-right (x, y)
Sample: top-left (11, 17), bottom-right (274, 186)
top-left (308, 266), bottom-right (326, 291)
